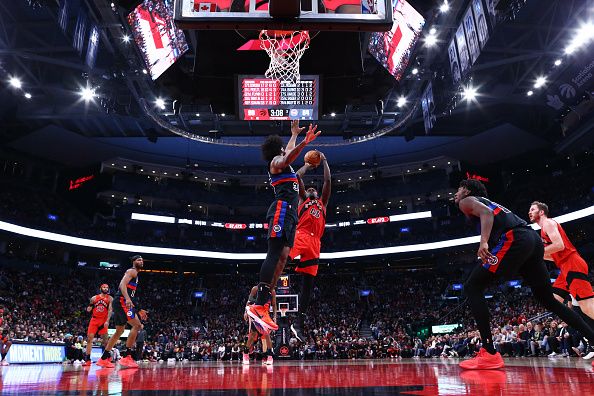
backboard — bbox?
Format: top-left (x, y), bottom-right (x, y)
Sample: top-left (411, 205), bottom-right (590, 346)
top-left (173, 0), bottom-right (392, 31)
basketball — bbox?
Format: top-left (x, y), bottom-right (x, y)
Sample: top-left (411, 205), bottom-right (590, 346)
top-left (304, 150), bottom-right (322, 167)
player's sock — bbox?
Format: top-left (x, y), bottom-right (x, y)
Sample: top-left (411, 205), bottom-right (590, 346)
top-left (101, 350), bottom-right (111, 360)
top-left (255, 283), bottom-right (272, 306)
top-left (1, 353), bottom-right (6, 361)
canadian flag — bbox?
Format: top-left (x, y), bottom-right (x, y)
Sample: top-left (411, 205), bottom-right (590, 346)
top-left (195, 2), bottom-right (216, 12)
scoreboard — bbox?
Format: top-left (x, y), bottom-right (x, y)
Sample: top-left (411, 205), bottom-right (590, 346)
top-left (237, 75), bottom-right (319, 121)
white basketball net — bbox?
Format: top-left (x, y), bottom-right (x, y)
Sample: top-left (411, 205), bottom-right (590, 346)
top-left (260, 30), bottom-right (310, 84)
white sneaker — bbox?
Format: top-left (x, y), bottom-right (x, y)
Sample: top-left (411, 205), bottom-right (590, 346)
top-left (242, 353), bottom-right (250, 365)
top-left (73, 360), bottom-right (82, 365)
top-left (548, 352), bottom-right (557, 358)
top-left (1, 360), bottom-right (9, 366)
top-left (264, 356), bottom-right (273, 365)
top-left (582, 351), bottom-right (594, 360)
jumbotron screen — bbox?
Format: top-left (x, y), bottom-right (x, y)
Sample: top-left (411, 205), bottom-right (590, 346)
top-left (237, 75), bottom-right (320, 121)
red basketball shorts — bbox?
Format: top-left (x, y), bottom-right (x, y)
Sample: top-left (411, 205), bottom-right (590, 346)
top-left (552, 255), bottom-right (594, 301)
top-left (289, 230), bottom-right (321, 277)
top-left (88, 317), bottom-right (108, 336)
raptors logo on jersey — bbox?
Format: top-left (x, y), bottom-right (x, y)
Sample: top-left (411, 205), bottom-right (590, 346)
top-left (297, 198), bottom-right (326, 239)
top-left (92, 294), bottom-right (110, 320)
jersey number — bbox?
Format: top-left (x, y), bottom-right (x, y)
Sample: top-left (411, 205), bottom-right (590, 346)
top-left (309, 207), bottom-right (321, 218)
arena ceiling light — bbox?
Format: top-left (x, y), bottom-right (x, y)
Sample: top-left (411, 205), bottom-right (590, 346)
top-left (79, 86), bottom-right (97, 102)
top-left (425, 32), bottom-right (438, 47)
top-left (24, 92), bottom-right (32, 99)
top-left (462, 86), bottom-right (478, 102)
top-left (564, 21), bottom-right (594, 54)
top-left (397, 96), bottom-right (407, 107)
top-left (9, 77), bottom-right (22, 89)
top-left (155, 98), bottom-right (166, 110)
top-left (554, 59), bottom-right (562, 66)
top-left (122, 34), bottom-right (131, 43)
top-left (534, 76), bottom-right (547, 89)
top-left (439, 1), bottom-right (450, 13)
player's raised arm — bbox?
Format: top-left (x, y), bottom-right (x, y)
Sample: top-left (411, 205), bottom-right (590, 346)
top-left (287, 120), bottom-right (305, 151)
top-left (319, 152), bottom-right (331, 206)
top-left (270, 124), bottom-right (321, 171)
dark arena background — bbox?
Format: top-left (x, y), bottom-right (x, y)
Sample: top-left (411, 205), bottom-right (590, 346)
top-left (1, 0), bottom-right (594, 394)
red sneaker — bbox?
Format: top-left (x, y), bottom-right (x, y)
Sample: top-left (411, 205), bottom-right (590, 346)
top-left (96, 358), bottom-right (115, 368)
top-left (459, 348), bottom-right (504, 370)
top-left (82, 360), bottom-right (92, 367)
top-left (119, 355), bottom-right (139, 369)
top-left (246, 304), bottom-right (278, 331)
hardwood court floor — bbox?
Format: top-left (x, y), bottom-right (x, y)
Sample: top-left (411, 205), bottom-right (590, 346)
top-left (1, 357), bottom-right (594, 395)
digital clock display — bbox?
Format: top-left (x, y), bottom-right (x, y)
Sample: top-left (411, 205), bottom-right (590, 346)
top-left (238, 75), bottom-right (319, 121)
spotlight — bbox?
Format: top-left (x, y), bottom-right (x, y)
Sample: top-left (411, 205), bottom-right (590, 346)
top-left (462, 86), bottom-right (477, 101)
top-left (564, 22), bottom-right (594, 54)
top-left (24, 92), bottom-right (32, 99)
top-left (411, 68), bottom-right (419, 75)
top-left (554, 59), bottom-right (562, 66)
top-left (221, 113), bottom-right (226, 117)
top-left (142, 69), bottom-right (148, 74)
top-left (534, 76), bottom-right (547, 89)
top-left (429, 27), bottom-right (437, 35)
top-left (195, 113), bottom-right (200, 117)
top-left (155, 98), bottom-right (166, 109)
top-left (425, 33), bottom-right (438, 47)
top-left (397, 96), bottom-right (407, 108)
top-left (527, 90), bottom-right (534, 96)
top-left (439, 1), bottom-right (450, 13)
top-left (122, 35), bottom-right (131, 43)
top-left (79, 86), bottom-right (97, 102)
top-left (330, 112), bottom-right (336, 117)
top-left (9, 77), bottom-right (22, 89)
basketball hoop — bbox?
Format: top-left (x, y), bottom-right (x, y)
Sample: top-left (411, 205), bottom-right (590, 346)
top-left (259, 30), bottom-right (310, 84)
top-left (279, 306), bottom-right (289, 318)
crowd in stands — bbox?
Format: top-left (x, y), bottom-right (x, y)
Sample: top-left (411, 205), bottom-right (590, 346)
top-left (1, 257), bottom-right (593, 363)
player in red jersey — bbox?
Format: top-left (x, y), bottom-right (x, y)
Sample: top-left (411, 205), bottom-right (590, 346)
top-left (0, 306), bottom-right (12, 366)
top-left (83, 284), bottom-right (113, 366)
top-left (529, 201), bottom-right (594, 359)
top-left (288, 151), bottom-right (331, 342)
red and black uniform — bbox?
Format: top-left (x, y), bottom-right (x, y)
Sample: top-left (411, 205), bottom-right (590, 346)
top-left (289, 197), bottom-right (326, 276)
top-left (113, 274), bottom-right (140, 326)
top-left (471, 197), bottom-right (537, 278)
top-left (267, 165), bottom-right (299, 247)
top-left (542, 220), bottom-right (594, 301)
top-left (88, 294), bottom-right (110, 336)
